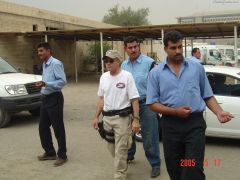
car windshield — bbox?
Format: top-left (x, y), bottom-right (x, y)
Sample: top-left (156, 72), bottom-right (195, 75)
top-left (209, 49), bottom-right (221, 61)
top-left (207, 73), bottom-right (240, 96)
top-left (225, 49), bottom-right (234, 60)
top-left (0, 58), bottom-right (18, 74)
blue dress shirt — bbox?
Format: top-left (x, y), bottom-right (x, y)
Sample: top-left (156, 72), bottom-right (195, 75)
top-left (146, 59), bottom-right (213, 112)
top-left (121, 53), bottom-right (154, 99)
top-left (188, 56), bottom-right (203, 64)
top-left (41, 56), bottom-right (67, 95)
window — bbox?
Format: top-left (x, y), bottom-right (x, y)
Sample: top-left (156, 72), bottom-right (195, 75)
top-left (209, 49), bottom-right (221, 61)
top-left (207, 73), bottom-right (240, 96)
top-left (33, 24), bottom-right (38, 31)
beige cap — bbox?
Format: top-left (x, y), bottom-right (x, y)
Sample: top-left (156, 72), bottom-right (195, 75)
top-left (103, 50), bottom-right (122, 60)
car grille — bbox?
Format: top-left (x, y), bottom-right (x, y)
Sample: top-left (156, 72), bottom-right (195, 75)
top-left (25, 82), bottom-right (41, 94)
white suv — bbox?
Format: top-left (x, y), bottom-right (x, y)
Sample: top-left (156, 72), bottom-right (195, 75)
top-left (0, 57), bottom-right (42, 127)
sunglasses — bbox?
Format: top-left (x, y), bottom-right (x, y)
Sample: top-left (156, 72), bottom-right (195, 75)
top-left (103, 59), bottom-right (114, 64)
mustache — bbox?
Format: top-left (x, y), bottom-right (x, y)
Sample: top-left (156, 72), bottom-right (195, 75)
top-left (173, 54), bottom-right (184, 61)
top-left (174, 53), bottom-right (182, 57)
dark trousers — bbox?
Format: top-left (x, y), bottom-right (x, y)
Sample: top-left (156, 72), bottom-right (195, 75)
top-left (39, 92), bottom-right (67, 159)
top-left (161, 113), bottom-right (206, 180)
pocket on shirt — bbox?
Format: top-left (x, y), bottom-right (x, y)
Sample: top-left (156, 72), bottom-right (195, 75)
top-left (187, 81), bottom-right (199, 94)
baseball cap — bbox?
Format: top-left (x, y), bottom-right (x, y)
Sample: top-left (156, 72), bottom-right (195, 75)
top-left (102, 50), bottom-right (122, 60)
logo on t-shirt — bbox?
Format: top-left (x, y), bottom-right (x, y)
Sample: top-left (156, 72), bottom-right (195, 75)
top-left (116, 82), bottom-right (125, 89)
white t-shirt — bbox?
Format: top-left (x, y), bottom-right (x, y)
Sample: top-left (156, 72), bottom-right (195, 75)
top-left (98, 70), bottom-right (139, 111)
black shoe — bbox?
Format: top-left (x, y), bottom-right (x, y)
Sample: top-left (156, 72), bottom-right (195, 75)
top-left (54, 157), bottom-right (68, 167)
top-left (38, 153), bottom-right (57, 161)
top-left (151, 166), bottom-right (160, 178)
top-left (127, 156), bottom-right (134, 164)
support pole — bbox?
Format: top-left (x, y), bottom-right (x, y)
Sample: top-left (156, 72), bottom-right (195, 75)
top-left (161, 29), bottom-right (165, 60)
top-left (44, 35), bottom-right (48, 42)
top-left (74, 37), bottom-right (78, 83)
top-left (100, 32), bottom-right (104, 74)
top-left (234, 25), bottom-right (238, 66)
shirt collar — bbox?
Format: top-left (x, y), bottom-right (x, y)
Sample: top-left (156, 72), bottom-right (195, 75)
top-left (160, 58), bottom-right (189, 71)
top-left (126, 53), bottom-right (143, 64)
top-left (44, 56), bottom-right (53, 66)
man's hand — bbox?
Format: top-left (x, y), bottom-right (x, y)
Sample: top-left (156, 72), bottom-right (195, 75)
top-left (35, 81), bottom-right (45, 88)
top-left (92, 117), bottom-right (99, 130)
top-left (175, 106), bottom-right (192, 118)
top-left (217, 111), bottom-right (234, 123)
top-left (131, 119), bottom-right (140, 133)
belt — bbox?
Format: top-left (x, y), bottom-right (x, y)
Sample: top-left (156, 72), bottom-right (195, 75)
top-left (42, 91), bottom-right (62, 98)
top-left (139, 98), bottom-right (146, 104)
top-left (188, 112), bottom-right (203, 117)
top-left (162, 111), bottom-right (203, 118)
top-left (102, 107), bottom-right (132, 117)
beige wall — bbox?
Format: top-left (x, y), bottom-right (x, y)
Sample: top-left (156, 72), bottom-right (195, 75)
top-left (0, 36), bottom-right (88, 78)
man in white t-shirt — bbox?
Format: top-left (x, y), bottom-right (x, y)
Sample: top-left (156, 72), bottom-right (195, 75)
top-left (92, 50), bottom-right (140, 180)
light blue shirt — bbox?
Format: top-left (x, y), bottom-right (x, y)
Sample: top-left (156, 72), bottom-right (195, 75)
top-left (121, 53), bottom-right (154, 99)
top-left (188, 56), bottom-right (203, 64)
top-left (146, 59), bottom-right (213, 112)
top-left (41, 56), bottom-right (67, 95)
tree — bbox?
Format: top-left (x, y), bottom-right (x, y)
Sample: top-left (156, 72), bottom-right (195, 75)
top-left (103, 5), bottom-right (150, 26)
top-left (83, 42), bottom-right (111, 72)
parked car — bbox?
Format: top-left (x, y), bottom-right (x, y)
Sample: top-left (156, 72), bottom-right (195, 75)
top-left (136, 65), bottom-right (240, 141)
top-left (0, 57), bottom-right (42, 128)
top-left (205, 65), bottom-right (240, 139)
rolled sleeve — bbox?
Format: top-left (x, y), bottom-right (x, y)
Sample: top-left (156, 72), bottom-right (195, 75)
top-left (45, 63), bottom-right (66, 90)
top-left (146, 70), bottom-right (160, 105)
top-left (200, 66), bottom-right (213, 99)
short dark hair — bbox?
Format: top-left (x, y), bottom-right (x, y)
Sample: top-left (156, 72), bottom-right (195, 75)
top-left (163, 31), bottom-right (183, 47)
top-left (37, 42), bottom-right (52, 51)
top-left (123, 36), bottom-right (139, 46)
top-left (191, 48), bottom-right (200, 56)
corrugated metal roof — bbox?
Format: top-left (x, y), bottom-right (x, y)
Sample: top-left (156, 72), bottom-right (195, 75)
top-left (0, 22), bottom-right (239, 40)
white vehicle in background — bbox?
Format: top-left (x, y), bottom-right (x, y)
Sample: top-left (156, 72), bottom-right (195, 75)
top-left (205, 65), bottom-right (240, 139)
top-left (238, 48), bottom-right (240, 61)
top-left (215, 45), bottom-right (236, 66)
top-left (0, 57), bottom-right (42, 128)
top-left (183, 45), bottom-right (231, 66)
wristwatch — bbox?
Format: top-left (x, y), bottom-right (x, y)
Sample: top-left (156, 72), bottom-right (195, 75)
top-left (133, 116), bottom-right (140, 121)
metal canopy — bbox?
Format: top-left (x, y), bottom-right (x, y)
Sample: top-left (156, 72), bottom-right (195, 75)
top-left (0, 22), bottom-right (239, 40)
top-left (0, 22), bottom-right (239, 82)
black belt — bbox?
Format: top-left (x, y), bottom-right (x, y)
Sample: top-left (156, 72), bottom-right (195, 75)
top-left (42, 91), bottom-right (62, 98)
top-left (162, 111), bottom-right (203, 118)
top-left (139, 98), bottom-right (146, 104)
top-left (188, 112), bottom-right (203, 117)
top-left (102, 107), bottom-right (132, 117)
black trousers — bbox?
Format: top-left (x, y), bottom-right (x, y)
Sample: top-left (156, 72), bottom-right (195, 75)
top-left (39, 91), bottom-right (67, 159)
top-left (161, 113), bottom-right (206, 180)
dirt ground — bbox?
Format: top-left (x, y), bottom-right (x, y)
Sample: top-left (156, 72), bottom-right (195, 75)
top-left (0, 78), bottom-right (239, 180)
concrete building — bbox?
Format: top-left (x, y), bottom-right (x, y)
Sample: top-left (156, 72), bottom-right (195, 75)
top-left (177, 10), bottom-right (240, 49)
top-left (0, 1), bottom-right (116, 77)
top-left (177, 10), bottom-right (240, 24)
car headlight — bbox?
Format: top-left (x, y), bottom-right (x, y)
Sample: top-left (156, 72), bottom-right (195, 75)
top-left (5, 85), bottom-right (27, 95)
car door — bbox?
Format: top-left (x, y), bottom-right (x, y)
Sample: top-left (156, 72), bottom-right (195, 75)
top-left (205, 73), bottom-right (240, 138)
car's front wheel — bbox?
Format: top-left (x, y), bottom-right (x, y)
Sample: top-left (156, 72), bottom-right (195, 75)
top-left (0, 108), bottom-right (11, 128)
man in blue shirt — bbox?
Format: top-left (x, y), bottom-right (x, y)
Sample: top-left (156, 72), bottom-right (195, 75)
top-left (36, 42), bottom-right (67, 167)
top-left (121, 36), bottom-right (160, 178)
top-left (190, 47), bottom-right (203, 64)
top-left (147, 31), bottom-right (233, 180)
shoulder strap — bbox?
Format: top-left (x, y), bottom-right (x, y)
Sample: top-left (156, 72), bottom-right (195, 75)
top-left (149, 61), bottom-right (156, 71)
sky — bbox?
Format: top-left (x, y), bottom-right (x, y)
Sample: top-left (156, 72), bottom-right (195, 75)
top-left (3, 0), bottom-right (240, 24)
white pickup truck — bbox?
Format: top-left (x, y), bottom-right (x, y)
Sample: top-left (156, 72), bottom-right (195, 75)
top-left (0, 57), bottom-right (42, 127)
